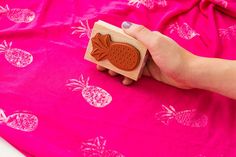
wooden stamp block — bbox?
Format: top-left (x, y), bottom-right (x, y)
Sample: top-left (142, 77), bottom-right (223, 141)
top-left (84, 20), bottom-right (148, 81)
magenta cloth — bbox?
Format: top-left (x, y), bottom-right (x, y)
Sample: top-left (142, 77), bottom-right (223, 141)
top-left (1, 0), bottom-right (236, 157)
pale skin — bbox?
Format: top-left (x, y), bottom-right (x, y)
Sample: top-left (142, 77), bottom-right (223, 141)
top-left (97, 22), bottom-right (236, 100)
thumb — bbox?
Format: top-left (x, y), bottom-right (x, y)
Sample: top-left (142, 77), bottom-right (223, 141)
top-left (121, 21), bottom-right (161, 52)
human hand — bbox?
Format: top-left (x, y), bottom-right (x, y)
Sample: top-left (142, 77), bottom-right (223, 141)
top-left (97, 21), bottom-right (196, 89)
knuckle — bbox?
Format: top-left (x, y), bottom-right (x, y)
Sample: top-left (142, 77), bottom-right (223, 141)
top-left (134, 25), bottom-right (147, 34)
top-left (149, 34), bottom-right (162, 50)
top-left (152, 31), bottom-right (162, 42)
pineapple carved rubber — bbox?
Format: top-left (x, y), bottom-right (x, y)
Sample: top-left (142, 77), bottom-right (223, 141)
top-left (0, 40), bottom-right (33, 67)
top-left (90, 33), bottom-right (140, 71)
top-left (0, 108), bottom-right (38, 132)
top-left (0, 5), bottom-right (35, 23)
top-left (155, 105), bottom-right (208, 127)
top-left (66, 75), bottom-right (112, 108)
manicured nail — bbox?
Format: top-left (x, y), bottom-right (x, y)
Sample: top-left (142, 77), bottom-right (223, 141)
top-left (122, 21), bottom-right (132, 29)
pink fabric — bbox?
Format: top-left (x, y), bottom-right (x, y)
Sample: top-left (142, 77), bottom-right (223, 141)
top-left (1, 0), bottom-right (236, 156)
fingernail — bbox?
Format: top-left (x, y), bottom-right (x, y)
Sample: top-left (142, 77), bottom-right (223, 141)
top-left (122, 21), bottom-right (132, 29)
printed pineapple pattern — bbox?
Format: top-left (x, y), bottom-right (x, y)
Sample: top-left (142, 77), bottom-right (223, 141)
top-left (214, 0), bottom-right (228, 8)
top-left (91, 33), bottom-right (140, 71)
top-left (0, 40), bottom-right (33, 68)
top-left (72, 20), bottom-right (92, 39)
top-left (0, 108), bottom-right (38, 132)
top-left (155, 105), bottom-right (208, 127)
top-left (169, 22), bottom-right (200, 40)
top-left (219, 25), bottom-right (236, 40)
top-left (128, 0), bottom-right (167, 9)
top-left (0, 5), bottom-right (35, 23)
top-left (66, 75), bottom-right (112, 108)
top-left (81, 136), bottom-right (125, 157)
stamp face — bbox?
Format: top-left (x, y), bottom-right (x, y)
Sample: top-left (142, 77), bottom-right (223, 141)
top-left (90, 33), bottom-right (140, 71)
top-left (84, 20), bottom-right (148, 81)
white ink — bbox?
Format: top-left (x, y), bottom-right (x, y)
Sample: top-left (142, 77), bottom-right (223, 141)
top-left (103, 150), bottom-right (125, 157)
top-left (219, 25), bottom-right (236, 40)
top-left (0, 108), bottom-right (38, 132)
top-left (72, 20), bottom-right (91, 39)
top-left (155, 105), bottom-right (208, 127)
top-left (66, 75), bottom-right (112, 108)
top-left (169, 22), bottom-right (199, 40)
top-left (0, 5), bottom-right (35, 23)
top-left (81, 136), bottom-right (125, 157)
top-left (128, 0), bottom-right (167, 9)
top-left (0, 40), bottom-right (33, 68)
top-left (0, 109), bottom-right (7, 123)
top-left (156, 0), bottom-right (167, 7)
top-left (215, 0), bottom-right (228, 8)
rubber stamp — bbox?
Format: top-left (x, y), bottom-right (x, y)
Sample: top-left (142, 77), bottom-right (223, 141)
top-left (84, 20), bottom-right (148, 81)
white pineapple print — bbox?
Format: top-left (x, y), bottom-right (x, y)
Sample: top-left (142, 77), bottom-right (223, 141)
top-left (0, 108), bottom-right (38, 132)
top-left (66, 75), bottom-right (112, 108)
top-left (72, 20), bottom-right (91, 39)
top-left (214, 0), bottom-right (228, 8)
top-left (155, 105), bottom-right (208, 127)
top-left (219, 25), bottom-right (236, 40)
top-left (156, 0), bottom-right (167, 7)
top-left (0, 40), bottom-right (33, 68)
top-left (81, 136), bottom-right (125, 157)
top-left (169, 22), bottom-right (200, 40)
top-left (0, 5), bottom-right (35, 23)
top-left (128, 0), bottom-right (167, 9)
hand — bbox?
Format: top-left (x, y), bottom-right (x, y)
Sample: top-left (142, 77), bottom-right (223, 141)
top-left (97, 21), bottom-right (196, 89)
top-left (97, 22), bottom-right (236, 99)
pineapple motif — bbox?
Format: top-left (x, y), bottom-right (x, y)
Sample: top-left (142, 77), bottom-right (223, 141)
top-left (219, 25), bottom-right (236, 40)
top-left (128, 0), bottom-right (167, 9)
top-left (91, 33), bottom-right (140, 71)
top-left (72, 20), bottom-right (92, 39)
top-left (0, 40), bottom-right (33, 67)
top-left (81, 136), bottom-right (125, 157)
top-left (156, 0), bottom-right (167, 7)
top-left (0, 108), bottom-right (38, 132)
top-left (155, 105), bottom-right (208, 127)
top-left (169, 22), bottom-right (199, 40)
top-left (0, 5), bottom-right (35, 23)
top-left (66, 75), bottom-right (112, 108)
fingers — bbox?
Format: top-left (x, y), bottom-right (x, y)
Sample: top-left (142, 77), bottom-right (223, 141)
top-left (97, 21), bottom-right (157, 85)
top-left (121, 21), bottom-right (162, 52)
top-left (145, 59), bottom-right (162, 82)
top-left (122, 77), bottom-right (133, 85)
top-left (97, 65), bottom-right (118, 76)
top-left (108, 70), bottom-right (119, 76)
top-left (142, 59), bottom-right (162, 81)
top-left (96, 65), bottom-right (107, 71)
top-left (96, 65), bottom-right (133, 85)
top-left (142, 66), bottom-right (151, 77)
